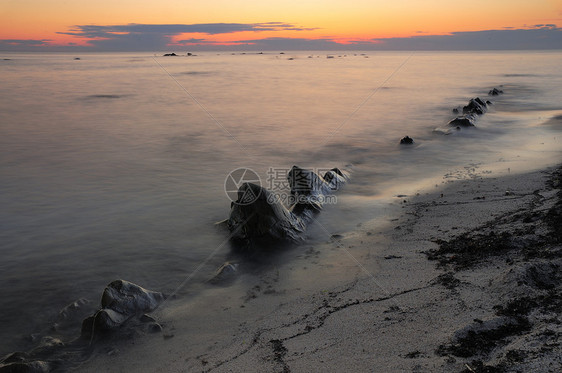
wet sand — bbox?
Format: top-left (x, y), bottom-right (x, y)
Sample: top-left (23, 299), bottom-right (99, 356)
top-left (72, 162), bottom-right (561, 373)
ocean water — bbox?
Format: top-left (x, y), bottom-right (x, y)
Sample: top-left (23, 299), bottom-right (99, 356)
top-left (1, 50), bottom-right (561, 356)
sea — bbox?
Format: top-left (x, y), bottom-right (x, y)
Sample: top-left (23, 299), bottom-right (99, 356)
top-left (1, 50), bottom-right (561, 357)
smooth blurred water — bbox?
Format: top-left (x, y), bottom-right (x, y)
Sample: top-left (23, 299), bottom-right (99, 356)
top-left (1, 51), bottom-right (561, 355)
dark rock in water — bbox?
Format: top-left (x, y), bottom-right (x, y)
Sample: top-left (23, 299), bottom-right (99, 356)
top-left (228, 183), bottom-right (307, 244)
top-left (227, 166), bottom-right (347, 245)
top-left (446, 90), bottom-right (500, 129)
top-left (486, 100), bottom-right (492, 105)
top-left (209, 262), bottom-right (239, 284)
top-left (448, 116), bottom-right (475, 127)
top-left (58, 298), bottom-right (91, 321)
top-left (94, 309), bottom-right (130, 331)
top-left (463, 98), bottom-right (487, 115)
top-left (81, 280), bottom-right (165, 337)
top-left (488, 87), bottom-right (503, 96)
top-left (0, 361), bottom-right (50, 373)
top-left (474, 97), bottom-right (487, 107)
top-left (32, 337), bottom-right (64, 353)
top-left (452, 108), bottom-right (459, 114)
top-left (400, 136), bottom-right (414, 144)
top-left (2, 282), bottom-right (166, 372)
top-left (101, 280), bottom-right (165, 315)
top-left (73, 57), bottom-right (80, 60)
top-left (288, 166), bottom-right (345, 209)
top-left (163, 53), bottom-right (177, 56)
top-left (80, 315), bottom-right (96, 338)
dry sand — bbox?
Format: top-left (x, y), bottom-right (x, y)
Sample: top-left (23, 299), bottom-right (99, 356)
top-left (56, 163), bottom-right (562, 372)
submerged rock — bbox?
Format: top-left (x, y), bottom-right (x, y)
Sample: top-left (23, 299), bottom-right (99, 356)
top-left (163, 53), bottom-right (177, 56)
top-left (58, 298), bottom-right (91, 321)
top-left (448, 94), bottom-right (494, 128)
top-left (209, 262), bottom-right (239, 284)
top-left (462, 97), bottom-right (487, 115)
top-left (400, 136), bottom-right (414, 144)
top-left (488, 87), bottom-right (503, 96)
top-left (448, 116), bottom-right (475, 127)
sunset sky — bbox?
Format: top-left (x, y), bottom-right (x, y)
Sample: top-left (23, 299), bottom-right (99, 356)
top-left (1, 0), bottom-right (561, 50)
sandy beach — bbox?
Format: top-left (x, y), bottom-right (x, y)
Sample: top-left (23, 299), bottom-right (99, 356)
top-left (63, 161), bottom-right (559, 373)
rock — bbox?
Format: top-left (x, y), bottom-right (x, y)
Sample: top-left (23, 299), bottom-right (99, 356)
top-left (400, 136), bottom-right (414, 144)
top-left (80, 315), bottom-right (96, 338)
top-left (58, 298), bottom-right (91, 321)
top-left (81, 280), bottom-right (165, 337)
top-left (474, 97), bottom-right (487, 107)
top-left (227, 166), bottom-right (347, 245)
top-left (228, 183), bottom-right (307, 244)
top-left (463, 98), bottom-right (487, 115)
top-left (209, 262), bottom-right (239, 284)
top-left (101, 280), bottom-right (165, 315)
top-left (94, 309), bottom-right (130, 331)
top-left (488, 87), bottom-right (503, 96)
top-left (288, 166), bottom-right (346, 209)
top-left (0, 361), bottom-right (50, 373)
top-left (163, 53), bottom-right (177, 56)
top-left (452, 108), bottom-right (459, 114)
top-left (448, 116), bottom-right (475, 127)
top-left (32, 337), bottom-right (63, 353)
top-left (447, 90), bottom-right (501, 129)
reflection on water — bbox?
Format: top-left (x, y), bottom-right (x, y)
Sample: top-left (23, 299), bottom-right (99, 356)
top-left (0, 51), bottom-right (561, 355)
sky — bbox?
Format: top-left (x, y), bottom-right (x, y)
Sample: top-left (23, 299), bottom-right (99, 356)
top-left (1, 0), bottom-right (562, 51)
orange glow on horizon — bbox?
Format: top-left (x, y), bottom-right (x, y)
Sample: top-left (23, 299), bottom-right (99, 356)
top-left (1, 0), bottom-right (560, 49)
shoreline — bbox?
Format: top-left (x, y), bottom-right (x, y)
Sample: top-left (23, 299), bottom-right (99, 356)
top-left (72, 162), bottom-right (561, 373)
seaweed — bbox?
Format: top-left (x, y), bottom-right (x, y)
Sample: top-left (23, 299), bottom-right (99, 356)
top-left (436, 317), bottom-right (531, 358)
top-left (428, 231), bottom-right (512, 269)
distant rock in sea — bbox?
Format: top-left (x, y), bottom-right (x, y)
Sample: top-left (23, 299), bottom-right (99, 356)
top-left (400, 136), bottom-right (414, 144)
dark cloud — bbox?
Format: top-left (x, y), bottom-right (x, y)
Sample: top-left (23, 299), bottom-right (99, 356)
top-left (372, 27), bottom-right (562, 50)
top-left (57, 22), bottom-right (311, 38)
top-left (0, 39), bottom-right (50, 46)
top-left (175, 38), bottom-right (211, 44)
top-left (50, 22), bottom-right (317, 51)
top-left (1, 23), bottom-right (561, 51)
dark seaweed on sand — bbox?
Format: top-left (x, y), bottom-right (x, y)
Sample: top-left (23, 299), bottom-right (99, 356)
top-left (427, 167), bottom-right (562, 270)
top-left (431, 166), bottom-right (562, 373)
top-left (428, 231), bottom-right (512, 270)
